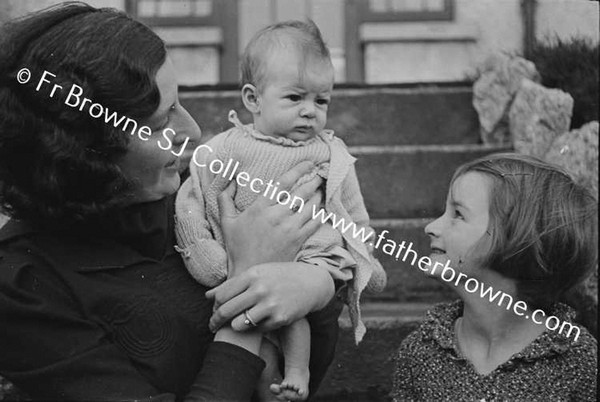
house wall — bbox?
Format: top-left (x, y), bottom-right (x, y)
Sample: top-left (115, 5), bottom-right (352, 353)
top-left (0, 0), bottom-right (598, 85)
top-left (363, 0), bottom-right (599, 83)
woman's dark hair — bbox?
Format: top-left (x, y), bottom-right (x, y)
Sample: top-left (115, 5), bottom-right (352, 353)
top-left (0, 2), bottom-right (166, 223)
top-left (453, 153), bottom-right (598, 311)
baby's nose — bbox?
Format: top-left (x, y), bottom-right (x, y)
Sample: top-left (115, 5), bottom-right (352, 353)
top-left (300, 102), bottom-right (316, 118)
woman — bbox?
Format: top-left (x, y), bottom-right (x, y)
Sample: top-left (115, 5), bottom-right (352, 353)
top-left (0, 3), bottom-right (342, 400)
top-left (391, 153), bottom-right (597, 401)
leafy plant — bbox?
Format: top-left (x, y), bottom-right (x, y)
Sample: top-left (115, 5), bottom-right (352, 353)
top-left (529, 37), bottom-right (599, 129)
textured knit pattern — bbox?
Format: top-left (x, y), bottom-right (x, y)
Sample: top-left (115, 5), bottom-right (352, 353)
top-left (391, 300), bottom-right (598, 401)
top-left (175, 111), bottom-right (387, 343)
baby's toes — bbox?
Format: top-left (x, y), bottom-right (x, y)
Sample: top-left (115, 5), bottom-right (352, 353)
top-left (270, 383), bottom-right (282, 395)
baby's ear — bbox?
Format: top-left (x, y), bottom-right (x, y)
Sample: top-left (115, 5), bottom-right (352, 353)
top-left (241, 84), bottom-right (260, 114)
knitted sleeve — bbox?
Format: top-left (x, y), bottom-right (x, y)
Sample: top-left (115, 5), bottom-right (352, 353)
top-left (339, 163), bottom-right (387, 293)
top-left (175, 162), bottom-right (228, 287)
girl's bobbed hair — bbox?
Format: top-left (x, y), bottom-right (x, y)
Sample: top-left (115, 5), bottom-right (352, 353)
top-left (452, 152), bottom-right (598, 311)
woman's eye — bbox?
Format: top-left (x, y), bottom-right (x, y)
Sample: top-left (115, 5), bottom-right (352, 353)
top-left (454, 210), bottom-right (464, 219)
top-left (159, 104), bottom-right (177, 128)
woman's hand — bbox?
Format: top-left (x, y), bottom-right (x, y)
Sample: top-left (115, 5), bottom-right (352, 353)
top-left (206, 262), bottom-right (335, 333)
top-left (218, 161), bottom-right (323, 276)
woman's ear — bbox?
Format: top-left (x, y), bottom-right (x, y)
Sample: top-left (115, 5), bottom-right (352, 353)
top-left (241, 84), bottom-right (260, 114)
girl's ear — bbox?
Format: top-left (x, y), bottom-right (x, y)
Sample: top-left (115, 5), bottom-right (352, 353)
top-left (241, 84), bottom-right (260, 114)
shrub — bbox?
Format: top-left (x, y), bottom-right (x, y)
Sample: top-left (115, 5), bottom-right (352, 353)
top-left (529, 37), bottom-right (599, 129)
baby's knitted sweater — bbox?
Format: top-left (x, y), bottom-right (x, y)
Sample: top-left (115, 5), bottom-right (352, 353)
top-left (175, 111), bottom-right (386, 343)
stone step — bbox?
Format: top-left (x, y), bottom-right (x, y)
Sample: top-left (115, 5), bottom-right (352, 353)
top-left (313, 302), bottom-right (437, 401)
top-left (364, 218), bottom-right (455, 303)
top-left (180, 85), bottom-right (480, 146)
top-left (352, 144), bottom-right (511, 219)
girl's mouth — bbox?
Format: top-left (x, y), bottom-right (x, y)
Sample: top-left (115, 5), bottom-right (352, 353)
top-left (430, 247), bottom-right (446, 254)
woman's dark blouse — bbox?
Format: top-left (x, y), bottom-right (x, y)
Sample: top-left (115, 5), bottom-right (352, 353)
top-left (392, 301), bottom-right (598, 402)
top-left (0, 195), bottom-right (268, 400)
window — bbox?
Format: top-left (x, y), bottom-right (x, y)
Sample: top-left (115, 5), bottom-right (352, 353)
top-left (361, 0), bottom-right (453, 22)
top-left (125, 0), bottom-right (238, 85)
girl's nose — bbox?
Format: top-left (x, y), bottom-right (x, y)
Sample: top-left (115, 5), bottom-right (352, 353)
top-left (425, 216), bottom-right (443, 237)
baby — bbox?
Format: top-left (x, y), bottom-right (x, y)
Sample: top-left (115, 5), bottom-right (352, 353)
top-left (176, 20), bottom-right (386, 401)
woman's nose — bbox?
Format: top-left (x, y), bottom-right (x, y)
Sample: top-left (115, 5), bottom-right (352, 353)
top-left (176, 106), bottom-right (202, 145)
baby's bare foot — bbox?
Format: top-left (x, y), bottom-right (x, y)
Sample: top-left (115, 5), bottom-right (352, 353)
top-left (269, 367), bottom-right (309, 401)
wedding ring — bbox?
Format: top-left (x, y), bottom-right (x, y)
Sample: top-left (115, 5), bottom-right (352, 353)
top-left (243, 310), bottom-right (257, 327)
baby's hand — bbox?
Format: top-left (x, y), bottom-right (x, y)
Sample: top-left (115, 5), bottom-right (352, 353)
top-left (218, 161), bottom-right (324, 274)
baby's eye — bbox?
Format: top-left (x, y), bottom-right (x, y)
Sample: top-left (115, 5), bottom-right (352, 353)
top-left (287, 94), bottom-right (301, 102)
top-left (316, 98), bottom-right (330, 106)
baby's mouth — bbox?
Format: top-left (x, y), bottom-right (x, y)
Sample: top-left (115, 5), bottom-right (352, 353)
top-left (295, 126), bottom-right (313, 133)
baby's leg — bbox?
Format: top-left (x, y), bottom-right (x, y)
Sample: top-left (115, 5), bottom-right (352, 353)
top-left (269, 318), bottom-right (311, 401)
top-left (255, 338), bottom-right (283, 402)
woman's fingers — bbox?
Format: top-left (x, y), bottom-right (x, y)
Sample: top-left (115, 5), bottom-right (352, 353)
top-left (206, 272), bottom-right (266, 331)
top-left (274, 160), bottom-right (315, 193)
top-left (292, 174), bottom-right (323, 204)
top-left (295, 188), bottom-right (323, 225)
top-left (230, 307), bottom-right (268, 332)
top-left (217, 180), bottom-right (238, 219)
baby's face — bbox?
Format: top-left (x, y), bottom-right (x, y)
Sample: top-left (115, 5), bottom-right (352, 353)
top-left (254, 50), bottom-right (334, 141)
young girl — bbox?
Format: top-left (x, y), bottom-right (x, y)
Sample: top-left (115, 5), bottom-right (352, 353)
top-left (175, 20), bottom-right (386, 401)
top-left (392, 153), bottom-right (597, 401)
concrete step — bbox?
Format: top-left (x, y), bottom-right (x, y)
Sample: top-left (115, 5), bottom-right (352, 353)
top-left (180, 86), bottom-right (480, 146)
top-left (352, 144), bottom-right (511, 219)
top-left (313, 302), bottom-right (436, 401)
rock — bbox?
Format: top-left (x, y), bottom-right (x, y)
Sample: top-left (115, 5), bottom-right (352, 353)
top-left (473, 54), bottom-right (540, 144)
top-left (509, 79), bottom-right (574, 158)
top-left (0, 214), bottom-right (8, 229)
top-left (544, 121), bottom-right (599, 198)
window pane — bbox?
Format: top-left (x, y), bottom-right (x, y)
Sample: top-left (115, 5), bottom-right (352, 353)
top-left (168, 46), bottom-right (219, 85)
top-left (369, 0), bottom-right (389, 13)
top-left (193, 0), bottom-right (213, 17)
top-left (157, 1), bottom-right (193, 17)
top-left (424, 0), bottom-right (445, 11)
top-left (137, 0), bottom-right (157, 17)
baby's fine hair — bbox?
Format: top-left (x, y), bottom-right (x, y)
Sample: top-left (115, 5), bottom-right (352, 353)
top-left (240, 19), bottom-right (332, 90)
top-left (452, 153), bottom-right (598, 311)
